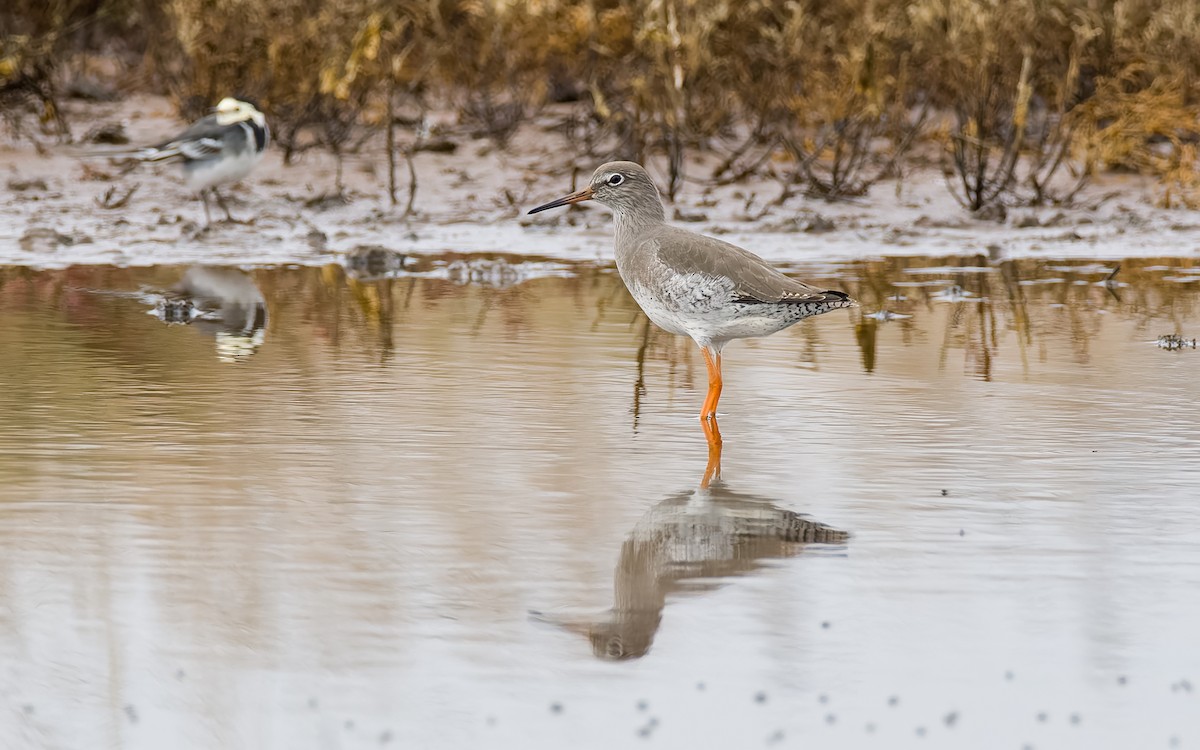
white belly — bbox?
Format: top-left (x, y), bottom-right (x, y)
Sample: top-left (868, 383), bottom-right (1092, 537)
top-left (183, 148), bottom-right (262, 193)
top-left (626, 273), bottom-right (801, 348)
top-left (628, 281), bottom-right (693, 337)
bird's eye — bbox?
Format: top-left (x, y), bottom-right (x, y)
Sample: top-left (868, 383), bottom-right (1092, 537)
top-left (607, 174), bottom-right (624, 186)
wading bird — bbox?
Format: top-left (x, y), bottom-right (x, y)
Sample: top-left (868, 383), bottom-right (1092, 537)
top-left (529, 161), bottom-right (855, 420)
top-left (104, 97), bottom-right (269, 224)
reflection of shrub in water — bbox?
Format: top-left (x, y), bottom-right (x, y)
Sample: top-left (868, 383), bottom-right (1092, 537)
top-left (341, 245), bottom-right (410, 280)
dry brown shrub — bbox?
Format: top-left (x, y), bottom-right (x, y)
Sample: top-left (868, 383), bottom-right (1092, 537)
top-left (777, 2), bottom-right (926, 201)
top-left (1072, 0), bottom-right (1200, 206)
top-left (1075, 73), bottom-right (1200, 207)
top-left (902, 0), bottom-right (1095, 210)
top-left (0, 0), bottom-right (138, 139)
top-left (3, 0), bottom-right (1200, 209)
top-left (541, 1), bottom-right (744, 199)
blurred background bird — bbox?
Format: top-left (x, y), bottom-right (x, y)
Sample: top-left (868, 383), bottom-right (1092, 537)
top-left (89, 97), bottom-right (269, 225)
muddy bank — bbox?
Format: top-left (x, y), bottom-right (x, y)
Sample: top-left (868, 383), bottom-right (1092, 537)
top-left (3, 96), bottom-right (1200, 269)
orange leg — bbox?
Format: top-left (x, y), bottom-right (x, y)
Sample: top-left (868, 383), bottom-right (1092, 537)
top-left (699, 348), bottom-right (723, 420)
top-left (700, 415), bottom-right (723, 488)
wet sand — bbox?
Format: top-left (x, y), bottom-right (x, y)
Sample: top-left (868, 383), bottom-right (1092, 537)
top-left (5, 96), bottom-right (1200, 269)
top-left (1, 257), bottom-right (1198, 749)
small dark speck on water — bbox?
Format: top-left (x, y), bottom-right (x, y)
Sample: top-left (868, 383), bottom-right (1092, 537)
top-left (1070, 713), bottom-right (1081, 726)
top-left (1169, 736), bottom-right (1180, 749)
top-left (486, 716), bottom-right (497, 727)
top-left (124, 705), bottom-right (139, 724)
top-left (697, 681), bottom-right (706, 692)
top-left (175, 669), bottom-right (185, 681)
top-left (866, 723), bottom-right (876, 734)
top-left (959, 529), bottom-right (965, 536)
top-left (550, 702), bottom-right (564, 714)
top-left (1005, 671), bottom-right (1015, 681)
top-left (637, 700), bottom-right (649, 712)
top-left (636, 717), bottom-right (660, 738)
top-left (309, 698), bottom-right (319, 710)
top-left (22, 705), bottom-right (34, 716)
top-left (825, 713), bottom-right (837, 725)
top-left (888, 695), bottom-right (899, 707)
top-left (1037, 712), bottom-right (1048, 723)
top-left (916, 726), bottom-right (926, 737)
top-left (379, 730), bottom-right (392, 745)
top-left (941, 489), bottom-right (949, 496)
top-left (944, 711), bottom-right (959, 728)
top-left (821, 620), bottom-right (831, 629)
top-left (1118, 675), bottom-right (1128, 686)
top-left (344, 720), bottom-right (355, 730)
top-left (754, 691), bottom-right (768, 704)
top-left (818, 693), bottom-right (829, 704)
top-left (767, 729), bottom-right (785, 745)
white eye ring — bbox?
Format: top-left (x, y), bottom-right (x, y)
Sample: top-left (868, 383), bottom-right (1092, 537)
top-left (607, 174), bottom-right (624, 186)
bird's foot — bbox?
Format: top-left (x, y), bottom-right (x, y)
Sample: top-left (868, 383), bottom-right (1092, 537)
top-left (185, 222), bottom-right (211, 240)
top-left (212, 189), bottom-right (253, 224)
top-left (700, 415), bottom-right (723, 487)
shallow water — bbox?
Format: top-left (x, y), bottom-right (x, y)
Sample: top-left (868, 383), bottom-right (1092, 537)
top-left (1, 255), bottom-right (1198, 750)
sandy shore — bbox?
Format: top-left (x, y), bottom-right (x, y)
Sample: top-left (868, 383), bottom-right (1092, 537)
top-left (3, 95), bottom-right (1200, 269)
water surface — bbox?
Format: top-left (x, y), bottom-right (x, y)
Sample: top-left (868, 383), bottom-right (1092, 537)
top-left (1, 255), bottom-right (1198, 749)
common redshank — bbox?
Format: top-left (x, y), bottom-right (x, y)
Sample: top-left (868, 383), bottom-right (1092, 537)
top-left (529, 161), bottom-right (855, 420)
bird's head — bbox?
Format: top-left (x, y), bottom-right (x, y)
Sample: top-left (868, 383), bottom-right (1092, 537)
top-left (213, 98), bottom-right (266, 128)
top-left (528, 161), bottom-right (663, 219)
top-left (530, 610), bottom-right (659, 661)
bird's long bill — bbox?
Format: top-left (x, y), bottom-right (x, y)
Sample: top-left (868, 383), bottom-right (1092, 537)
top-left (527, 186), bottom-right (593, 214)
top-left (529, 610), bottom-right (592, 637)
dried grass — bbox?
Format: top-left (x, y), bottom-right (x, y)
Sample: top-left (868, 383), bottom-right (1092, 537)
top-left (3, 0), bottom-right (1199, 207)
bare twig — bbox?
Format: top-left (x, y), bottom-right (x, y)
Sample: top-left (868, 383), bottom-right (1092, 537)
top-left (403, 145), bottom-right (417, 218)
top-left (386, 82), bottom-right (397, 207)
top-left (95, 183), bottom-right (139, 209)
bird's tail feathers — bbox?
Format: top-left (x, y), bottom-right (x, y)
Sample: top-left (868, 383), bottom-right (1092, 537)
top-left (133, 145), bottom-right (183, 162)
top-left (71, 144), bottom-right (181, 163)
top-left (822, 289), bottom-right (859, 308)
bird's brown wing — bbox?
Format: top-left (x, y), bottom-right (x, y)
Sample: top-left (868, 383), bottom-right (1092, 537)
top-left (647, 226), bottom-right (848, 304)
